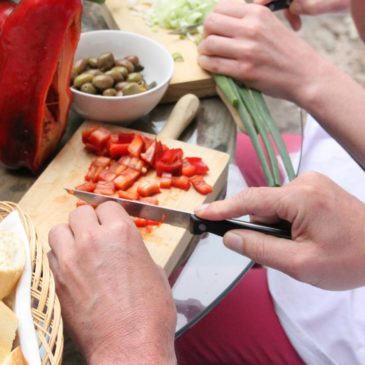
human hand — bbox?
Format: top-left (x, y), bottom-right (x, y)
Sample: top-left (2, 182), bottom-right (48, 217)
top-left (255, 0), bottom-right (350, 30)
top-left (48, 202), bottom-right (177, 365)
top-left (195, 172), bottom-right (365, 291)
top-left (198, 0), bottom-right (330, 104)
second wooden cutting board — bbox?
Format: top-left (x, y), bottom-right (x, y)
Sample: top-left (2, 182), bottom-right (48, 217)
top-left (105, 0), bottom-right (216, 102)
top-left (19, 97), bottom-right (230, 275)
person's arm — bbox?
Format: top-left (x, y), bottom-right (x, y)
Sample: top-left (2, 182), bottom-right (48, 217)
top-left (198, 0), bottom-right (365, 168)
top-left (195, 172), bottom-right (365, 291)
top-left (48, 202), bottom-right (177, 365)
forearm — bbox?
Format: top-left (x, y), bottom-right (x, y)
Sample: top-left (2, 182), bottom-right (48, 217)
top-left (294, 59), bottom-right (365, 168)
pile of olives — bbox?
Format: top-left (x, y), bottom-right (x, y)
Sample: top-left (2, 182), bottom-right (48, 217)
top-left (71, 52), bottom-right (155, 97)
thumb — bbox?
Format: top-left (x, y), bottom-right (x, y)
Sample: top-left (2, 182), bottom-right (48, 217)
top-left (224, 230), bottom-right (307, 277)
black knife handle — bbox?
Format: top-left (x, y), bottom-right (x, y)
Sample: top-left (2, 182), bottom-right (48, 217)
top-left (265, 0), bottom-right (292, 11)
top-left (190, 215), bottom-right (291, 239)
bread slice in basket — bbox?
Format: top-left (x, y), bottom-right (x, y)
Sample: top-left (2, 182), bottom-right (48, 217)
top-left (0, 231), bottom-right (25, 300)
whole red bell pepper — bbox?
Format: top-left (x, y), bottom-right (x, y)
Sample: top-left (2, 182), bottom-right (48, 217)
top-left (0, 0), bottom-right (82, 172)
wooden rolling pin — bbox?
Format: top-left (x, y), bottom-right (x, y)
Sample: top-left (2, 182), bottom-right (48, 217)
top-left (158, 93), bottom-right (200, 139)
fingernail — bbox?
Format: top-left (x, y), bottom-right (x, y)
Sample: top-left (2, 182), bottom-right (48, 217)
top-left (224, 232), bottom-right (244, 253)
top-left (195, 203), bottom-right (209, 213)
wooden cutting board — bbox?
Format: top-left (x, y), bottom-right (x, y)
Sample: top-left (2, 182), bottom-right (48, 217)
top-left (105, 0), bottom-right (216, 102)
top-left (18, 122), bottom-right (229, 275)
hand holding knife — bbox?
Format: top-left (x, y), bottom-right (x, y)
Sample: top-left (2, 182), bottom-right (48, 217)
top-left (66, 189), bottom-right (292, 239)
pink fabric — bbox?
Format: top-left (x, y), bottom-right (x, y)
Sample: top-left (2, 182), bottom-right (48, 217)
top-left (175, 267), bottom-right (305, 365)
top-left (235, 133), bottom-right (302, 187)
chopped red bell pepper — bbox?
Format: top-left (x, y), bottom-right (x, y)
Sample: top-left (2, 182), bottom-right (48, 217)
top-left (137, 180), bottom-right (161, 197)
top-left (75, 181), bottom-right (96, 193)
top-left (94, 181), bottom-right (116, 196)
top-left (172, 176), bottom-right (191, 191)
top-left (128, 134), bottom-right (144, 158)
top-left (85, 156), bottom-right (111, 182)
top-left (160, 172), bottom-right (172, 189)
top-left (0, 0), bottom-right (82, 171)
top-left (182, 159), bottom-right (197, 177)
top-left (140, 140), bottom-right (163, 166)
top-left (118, 190), bottom-right (139, 201)
top-left (186, 157), bottom-right (209, 175)
top-left (97, 168), bottom-right (117, 182)
top-left (114, 168), bottom-right (140, 190)
top-left (109, 161), bottom-right (127, 175)
top-left (108, 143), bottom-right (130, 158)
top-left (190, 175), bottom-right (213, 195)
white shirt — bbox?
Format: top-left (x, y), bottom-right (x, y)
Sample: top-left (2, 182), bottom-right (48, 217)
top-left (268, 116), bottom-right (365, 365)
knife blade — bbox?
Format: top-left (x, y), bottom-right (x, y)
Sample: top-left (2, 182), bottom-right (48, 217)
top-left (66, 188), bottom-right (291, 239)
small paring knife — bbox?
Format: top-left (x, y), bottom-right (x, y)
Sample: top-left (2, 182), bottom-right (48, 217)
top-left (265, 0), bottom-right (293, 11)
top-left (66, 189), bottom-right (292, 239)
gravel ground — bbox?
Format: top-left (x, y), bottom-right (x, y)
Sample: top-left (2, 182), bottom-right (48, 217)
top-left (273, 12), bottom-right (365, 133)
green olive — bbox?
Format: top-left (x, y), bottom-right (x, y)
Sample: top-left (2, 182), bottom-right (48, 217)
top-left (111, 66), bottom-right (129, 78)
top-left (125, 55), bottom-right (139, 66)
top-left (127, 72), bottom-right (143, 83)
top-left (73, 73), bottom-right (94, 88)
top-left (97, 52), bottom-right (115, 71)
top-left (92, 74), bottom-right (114, 90)
top-left (84, 69), bottom-right (103, 77)
top-left (115, 59), bottom-right (134, 73)
top-left (103, 88), bottom-right (117, 97)
top-left (116, 90), bottom-right (124, 96)
top-left (87, 57), bottom-right (99, 68)
top-left (115, 81), bottom-right (128, 91)
top-left (134, 64), bottom-right (144, 72)
top-left (73, 58), bottom-right (88, 75)
top-left (105, 69), bottom-right (124, 82)
top-left (80, 82), bottom-right (97, 94)
top-left (122, 82), bottom-right (141, 96)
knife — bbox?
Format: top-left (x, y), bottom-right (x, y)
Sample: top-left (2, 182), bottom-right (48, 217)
top-left (265, 0), bottom-right (293, 11)
top-left (66, 188), bottom-right (292, 239)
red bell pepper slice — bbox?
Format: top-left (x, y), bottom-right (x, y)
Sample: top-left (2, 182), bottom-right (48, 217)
top-left (75, 181), bottom-right (96, 193)
top-left (160, 172), bottom-right (172, 189)
top-left (0, 0), bottom-right (82, 171)
top-left (108, 143), bottom-right (130, 158)
top-left (109, 161), bottom-right (127, 175)
top-left (118, 190), bottom-right (139, 201)
top-left (140, 140), bottom-right (163, 166)
top-left (182, 159), bottom-right (197, 177)
top-left (114, 168), bottom-right (141, 190)
top-left (190, 175), bottom-right (213, 195)
top-left (137, 180), bottom-right (161, 197)
top-left (94, 181), bottom-right (116, 196)
top-left (97, 168), bottom-right (117, 182)
top-left (186, 157), bottom-right (209, 175)
top-left (172, 176), bottom-right (191, 191)
top-left (128, 134), bottom-right (144, 158)
top-left (85, 156), bottom-right (111, 182)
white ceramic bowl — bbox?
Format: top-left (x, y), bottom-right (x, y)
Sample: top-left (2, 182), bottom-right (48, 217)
top-left (71, 30), bottom-right (174, 124)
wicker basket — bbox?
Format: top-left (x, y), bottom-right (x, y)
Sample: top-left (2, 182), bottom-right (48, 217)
top-left (0, 202), bottom-right (63, 365)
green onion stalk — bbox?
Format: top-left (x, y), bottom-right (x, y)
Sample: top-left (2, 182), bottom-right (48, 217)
top-left (214, 75), bottom-right (296, 186)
